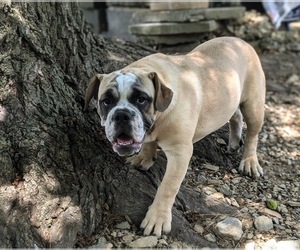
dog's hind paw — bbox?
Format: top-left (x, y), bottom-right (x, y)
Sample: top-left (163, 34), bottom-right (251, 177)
top-left (140, 204), bottom-right (172, 237)
top-left (239, 155), bottom-right (263, 178)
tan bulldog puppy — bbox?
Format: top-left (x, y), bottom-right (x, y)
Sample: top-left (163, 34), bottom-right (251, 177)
top-left (85, 37), bottom-right (266, 237)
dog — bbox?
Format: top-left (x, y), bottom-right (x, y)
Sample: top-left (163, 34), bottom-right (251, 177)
top-left (84, 37), bottom-right (265, 237)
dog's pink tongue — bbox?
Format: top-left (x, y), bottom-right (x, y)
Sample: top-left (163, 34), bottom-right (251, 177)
top-left (117, 138), bottom-right (133, 146)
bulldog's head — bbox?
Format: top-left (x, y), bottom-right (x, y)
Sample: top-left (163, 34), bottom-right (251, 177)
top-left (84, 69), bottom-right (173, 156)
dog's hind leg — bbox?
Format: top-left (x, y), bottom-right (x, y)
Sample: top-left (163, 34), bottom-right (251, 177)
top-left (126, 141), bottom-right (157, 171)
top-left (228, 108), bottom-right (244, 154)
top-left (239, 99), bottom-right (265, 178)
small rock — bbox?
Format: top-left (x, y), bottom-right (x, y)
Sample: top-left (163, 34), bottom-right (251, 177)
top-left (246, 232), bottom-right (254, 239)
top-left (169, 242), bottom-right (180, 248)
top-left (240, 207), bottom-right (249, 213)
top-left (235, 197), bottom-right (245, 206)
top-left (106, 243), bottom-right (113, 249)
top-left (204, 164), bottom-right (219, 171)
top-left (194, 223), bottom-right (205, 234)
top-left (261, 207), bottom-right (282, 219)
top-left (230, 198), bottom-right (240, 207)
top-left (197, 174), bottom-right (207, 184)
top-left (214, 217), bottom-right (243, 241)
top-left (287, 201), bottom-right (300, 207)
top-left (209, 192), bottom-right (224, 200)
top-left (127, 236), bottom-right (158, 248)
top-left (122, 235), bottom-right (135, 243)
top-left (158, 239), bottom-right (168, 246)
top-left (277, 240), bottom-right (300, 249)
top-left (202, 186), bottom-right (217, 195)
top-left (204, 233), bottom-right (217, 242)
top-left (277, 204), bottom-right (288, 213)
top-left (231, 169), bottom-right (238, 174)
top-left (232, 177), bottom-right (243, 184)
top-left (217, 138), bottom-right (226, 145)
top-left (207, 179), bottom-right (223, 185)
top-left (273, 217), bottom-right (279, 224)
top-left (293, 223), bottom-right (300, 231)
top-left (262, 239), bottom-right (277, 249)
top-left (115, 221), bottom-right (131, 230)
top-left (254, 215), bottom-right (273, 232)
top-left (90, 237), bottom-right (107, 249)
top-left (225, 197), bottom-right (231, 205)
top-left (217, 184), bottom-right (232, 196)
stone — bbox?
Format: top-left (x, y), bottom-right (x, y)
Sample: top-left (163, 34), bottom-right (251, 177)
top-left (115, 221), bottom-right (131, 230)
top-left (127, 236), bottom-right (158, 248)
top-left (202, 186), bottom-right (217, 195)
top-left (262, 239), bottom-right (277, 249)
top-left (261, 208), bottom-right (282, 219)
top-left (122, 235), bottom-right (135, 243)
top-left (209, 192), bottom-right (224, 200)
top-left (246, 232), bottom-right (254, 239)
top-left (207, 179), bottom-right (223, 185)
top-left (230, 198), bottom-right (240, 207)
top-left (194, 223), bottom-right (205, 234)
top-left (134, 34), bottom-right (205, 45)
top-left (197, 174), bottom-right (207, 184)
top-left (232, 177), bottom-right (243, 184)
top-left (277, 240), bottom-right (300, 249)
top-left (285, 74), bottom-right (299, 84)
top-left (254, 216), bottom-right (273, 232)
top-left (287, 201), bottom-right (300, 207)
top-left (90, 237), bottom-right (108, 249)
top-left (150, 2), bottom-right (209, 11)
top-left (204, 233), bottom-right (217, 242)
top-left (132, 7), bottom-right (245, 23)
top-left (204, 164), bottom-right (220, 171)
top-left (214, 217), bottom-right (243, 241)
top-left (216, 138), bottom-right (226, 145)
top-left (217, 184), bottom-right (232, 196)
top-left (129, 21), bottom-right (219, 35)
top-left (157, 239), bottom-right (168, 246)
top-left (204, 7), bottom-right (245, 20)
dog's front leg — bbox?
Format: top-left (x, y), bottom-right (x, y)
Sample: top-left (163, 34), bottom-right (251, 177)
top-left (141, 143), bottom-right (193, 237)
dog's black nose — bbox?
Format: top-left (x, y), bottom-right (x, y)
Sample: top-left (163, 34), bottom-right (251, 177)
top-left (113, 109), bottom-right (133, 124)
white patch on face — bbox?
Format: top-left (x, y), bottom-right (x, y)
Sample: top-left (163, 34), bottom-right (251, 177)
top-left (115, 72), bottom-right (137, 100)
top-left (102, 72), bottom-right (146, 147)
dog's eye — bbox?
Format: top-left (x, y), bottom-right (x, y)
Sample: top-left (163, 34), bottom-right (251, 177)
top-left (137, 97), bottom-right (147, 105)
top-left (101, 98), bottom-right (111, 107)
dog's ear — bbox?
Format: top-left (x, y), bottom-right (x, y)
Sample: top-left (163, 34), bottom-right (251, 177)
top-left (84, 74), bottom-right (104, 111)
top-left (149, 72), bottom-right (173, 112)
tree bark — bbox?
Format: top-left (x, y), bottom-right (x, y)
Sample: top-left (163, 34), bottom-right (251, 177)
top-left (0, 3), bottom-right (236, 248)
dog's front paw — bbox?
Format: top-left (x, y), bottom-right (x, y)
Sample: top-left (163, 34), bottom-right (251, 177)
top-left (140, 204), bottom-right (172, 237)
top-left (239, 155), bottom-right (263, 178)
top-left (126, 153), bottom-right (156, 171)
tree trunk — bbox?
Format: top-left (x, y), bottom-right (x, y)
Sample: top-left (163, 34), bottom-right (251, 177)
top-left (0, 3), bottom-right (236, 248)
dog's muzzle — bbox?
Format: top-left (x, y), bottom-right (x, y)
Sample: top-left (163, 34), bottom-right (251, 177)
top-left (110, 109), bottom-right (143, 156)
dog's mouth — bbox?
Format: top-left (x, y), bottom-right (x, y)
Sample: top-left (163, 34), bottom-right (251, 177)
top-left (112, 133), bottom-right (143, 156)
top-left (113, 133), bottom-right (136, 146)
